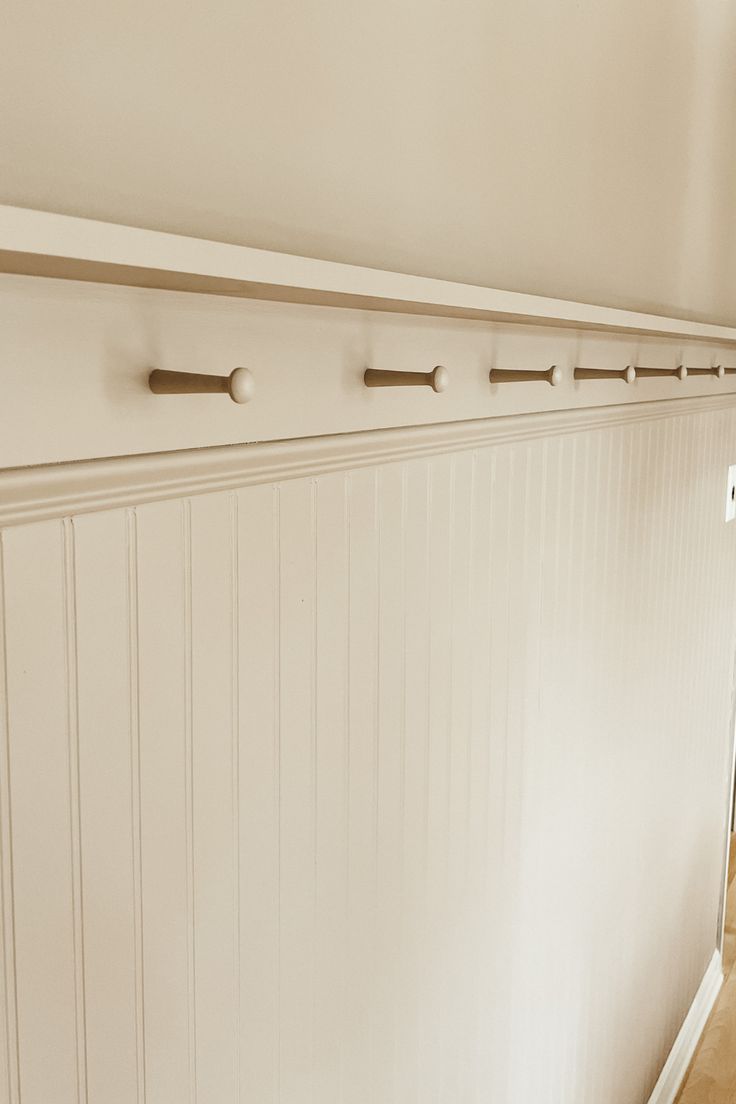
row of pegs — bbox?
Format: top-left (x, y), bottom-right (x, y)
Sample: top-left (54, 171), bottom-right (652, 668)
top-left (148, 363), bottom-right (735, 404)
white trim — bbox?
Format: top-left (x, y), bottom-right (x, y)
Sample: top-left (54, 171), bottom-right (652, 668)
top-left (2, 205), bottom-right (736, 343)
top-left (647, 949), bottom-right (723, 1104)
top-left (2, 392), bottom-right (735, 528)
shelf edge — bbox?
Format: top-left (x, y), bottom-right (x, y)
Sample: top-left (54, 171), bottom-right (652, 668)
top-left (2, 205), bottom-right (736, 344)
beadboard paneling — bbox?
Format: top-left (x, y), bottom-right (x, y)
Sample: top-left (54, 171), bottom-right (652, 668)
top-left (1, 402), bottom-right (736, 1103)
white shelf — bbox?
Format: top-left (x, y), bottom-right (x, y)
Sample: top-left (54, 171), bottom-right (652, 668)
top-left (2, 204), bottom-right (736, 344)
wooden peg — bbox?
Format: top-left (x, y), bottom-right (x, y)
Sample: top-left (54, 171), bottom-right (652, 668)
top-left (364, 366), bottom-right (449, 393)
top-left (684, 365), bottom-right (725, 378)
top-left (149, 367), bottom-right (255, 404)
top-left (634, 365), bottom-right (687, 379)
top-left (489, 365), bottom-right (562, 386)
top-left (574, 366), bottom-right (636, 383)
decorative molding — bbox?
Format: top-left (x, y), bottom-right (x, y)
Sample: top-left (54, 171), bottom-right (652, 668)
top-left (2, 205), bottom-right (736, 343)
top-left (2, 392), bottom-right (736, 528)
top-left (647, 949), bottom-right (723, 1104)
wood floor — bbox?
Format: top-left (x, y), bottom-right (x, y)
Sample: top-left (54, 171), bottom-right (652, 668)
top-left (676, 834), bottom-right (736, 1103)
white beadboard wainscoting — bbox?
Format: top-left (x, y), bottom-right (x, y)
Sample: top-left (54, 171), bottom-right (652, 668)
top-left (1, 395), bottom-right (736, 1104)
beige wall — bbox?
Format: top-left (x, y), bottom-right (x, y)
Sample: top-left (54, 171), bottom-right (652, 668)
top-left (2, 0), bottom-right (736, 324)
top-left (1, 398), bottom-right (735, 1103)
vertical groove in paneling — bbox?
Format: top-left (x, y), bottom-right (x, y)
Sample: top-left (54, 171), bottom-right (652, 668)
top-left (274, 484), bottom-right (282, 1104)
top-left (344, 466), bottom-right (380, 1100)
top-left (397, 458), bottom-right (430, 1100)
top-left (0, 534), bottom-right (20, 1104)
top-left (395, 463), bottom-right (410, 1103)
top-left (74, 511), bottom-right (137, 1102)
top-left (374, 462), bottom-right (405, 1103)
top-left (374, 466), bottom-right (384, 1098)
top-left (483, 443), bottom-right (513, 1100)
top-left (605, 427), bottom-right (626, 1102)
top-left (136, 500), bottom-right (190, 1102)
top-left (374, 465), bottom-right (382, 1098)
top-left (181, 500), bottom-right (197, 1104)
top-left (372, 468), bottom-right (382, 1099)
top-left (61, 520), bottom-right (88, 1104)
top-left (310, 480), bottom-right (318, 1104)
top-left (513, 438), bottom-right (548, 1104)
top-left (578, 432), bottom-right (594, 1104)
top-left (189, 493), bottom-right (238, 1102)
top-left (449, 450), bottom-right (474, 1096)
top-left (341, 472), bottom-right (350, 1104)
top-left (510, 443), bottom-right (526, 1093)
top-left (397, 466), bottom-right (407, 1104)
top-left (558, 433), bottom-right (576, 1100)
top-left (470, 447), bottom-right (493, 1098)
top-left (658, 416), bottom-right (676, 1058)
top-left (278, 478), bottom-right (318, 1101)
top-left (424, 456), bottom-right (434, 1098)
top-left (541, 434), bottom-right (568, 1101)
top-left (312, 472), bottom-right (349, 1104)
top-left (465, 451), bottom-right (476, 890)
top-left (236, 483), bottom-right (279, 1102)
top-left (126, 509), bottom-right (146, 1104)
top-left (229, 493), bottom-right (241, 1104)
top-left (425, 453), bottom-right (451, 1099)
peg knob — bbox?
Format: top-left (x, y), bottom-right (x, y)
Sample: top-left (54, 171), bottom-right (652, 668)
top-left (430, 365), bottom-right (449, 392)
top-left (228, 367), bottom-right (256, 403)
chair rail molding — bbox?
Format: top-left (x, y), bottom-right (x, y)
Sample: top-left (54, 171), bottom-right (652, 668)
top-left (2, 391), bottom-right (736, 528)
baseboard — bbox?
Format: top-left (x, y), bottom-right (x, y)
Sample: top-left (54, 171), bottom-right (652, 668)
top-left (647, 949), bottom-right (723, 1104)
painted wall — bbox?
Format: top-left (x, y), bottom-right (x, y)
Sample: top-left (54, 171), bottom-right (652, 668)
top-left (1, 399), bottom-right (735, 1103)
top-left (2, 0), bottom-right (736, 324)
